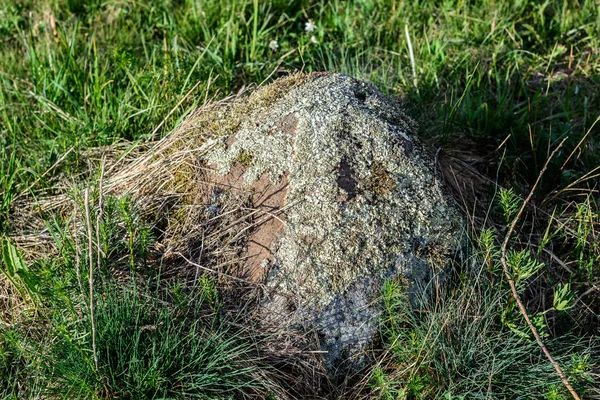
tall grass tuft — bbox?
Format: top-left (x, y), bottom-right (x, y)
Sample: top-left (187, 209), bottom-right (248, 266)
top-left (38, 282), bottom-right (269, 399)
top-left (0, 194), bottom-right (280, 399)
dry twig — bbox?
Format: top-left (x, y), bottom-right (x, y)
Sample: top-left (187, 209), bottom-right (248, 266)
top-left (499, 138), bottom-right (581, 400)
top-left (95, 157), bottom-right (106, 277)
top-left (72, 207), bottom-right (87, 310)
top-left (84, 188), bottom-right (99, 373)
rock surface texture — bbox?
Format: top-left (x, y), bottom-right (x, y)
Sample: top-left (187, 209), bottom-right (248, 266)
top-left (200, 73), bottom-right (464, 373)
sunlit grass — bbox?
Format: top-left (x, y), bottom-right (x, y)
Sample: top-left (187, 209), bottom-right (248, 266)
top-left (0, 0), bottom-right (599, 397)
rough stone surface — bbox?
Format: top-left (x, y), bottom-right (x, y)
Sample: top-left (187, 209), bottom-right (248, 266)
top-left (200, 73), bottom-right (464, 373)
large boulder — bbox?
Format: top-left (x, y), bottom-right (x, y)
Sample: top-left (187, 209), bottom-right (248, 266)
top-left (200, 73), bottom-right (464, 373)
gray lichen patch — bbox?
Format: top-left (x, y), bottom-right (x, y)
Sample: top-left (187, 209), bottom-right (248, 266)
top-left (199, 73), bottom-right (464, 373)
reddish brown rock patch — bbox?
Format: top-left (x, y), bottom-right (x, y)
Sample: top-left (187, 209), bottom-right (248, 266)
top-left (225, 133), bottom-right (237, 148)
top-left (245, 172), bottom-right (289, 281)
top-left (204, 162), bottom-right (289, 282)
top-left (276, 113), bottom-right (299, 136)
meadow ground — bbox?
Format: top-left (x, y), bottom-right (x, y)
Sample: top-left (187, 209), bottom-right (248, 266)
top-left (0, 0), bottom-right (599, 398)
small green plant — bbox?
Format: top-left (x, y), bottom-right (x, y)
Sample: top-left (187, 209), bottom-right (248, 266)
top-left (553, 283), bottom-right (574, 312)
top-left (546, 385), bottom-right (568, 400)
top-left (0, 238), bottom-right (39, 304)
top-left (369, 366), bottom-right (408, 400)
top-left (505, 249), bottom-right (544, 290)
top-left (499, 187), bottom-right (520, 224)
top-left (572, 197), bottom-right (599, 279)
top-left (237, 150), bottom-right (254, 168)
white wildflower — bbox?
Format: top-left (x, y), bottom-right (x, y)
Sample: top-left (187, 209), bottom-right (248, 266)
top-left (305, 19), bottom-right (315, 33)
top-left (268, 40), bottom-right (279, 51)
top-left (310, 35), bottom-right (318, 44)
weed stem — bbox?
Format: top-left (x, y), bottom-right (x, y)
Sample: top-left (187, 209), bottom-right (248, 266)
top-left (500, 137), bottom-right (580, 400)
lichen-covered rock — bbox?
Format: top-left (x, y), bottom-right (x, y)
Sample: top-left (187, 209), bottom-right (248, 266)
top-left (201, 73), bottom-right (464, 373)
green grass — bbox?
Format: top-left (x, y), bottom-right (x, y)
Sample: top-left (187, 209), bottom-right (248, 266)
top-left (0, 0), bottom-right (598, 207)
top-left (1, 193), bottom-right (280, 399)
top-left (1, 0), bottom-right (599, 398)
top-left (36, 283), bottom-right (268, 399)
top-left (369, 191), bottom-right (598, 399)
top-left (372, 276), bottom-right (596, 400)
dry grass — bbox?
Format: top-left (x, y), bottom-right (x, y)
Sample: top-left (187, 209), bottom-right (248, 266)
top-left (2, 73), bottom-right (328, 340)
top-left (9, 73), bottom-right (306, 259)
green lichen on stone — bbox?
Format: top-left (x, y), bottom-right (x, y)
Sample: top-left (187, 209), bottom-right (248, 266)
top-left (199, 73), bottom-right (465, 372)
